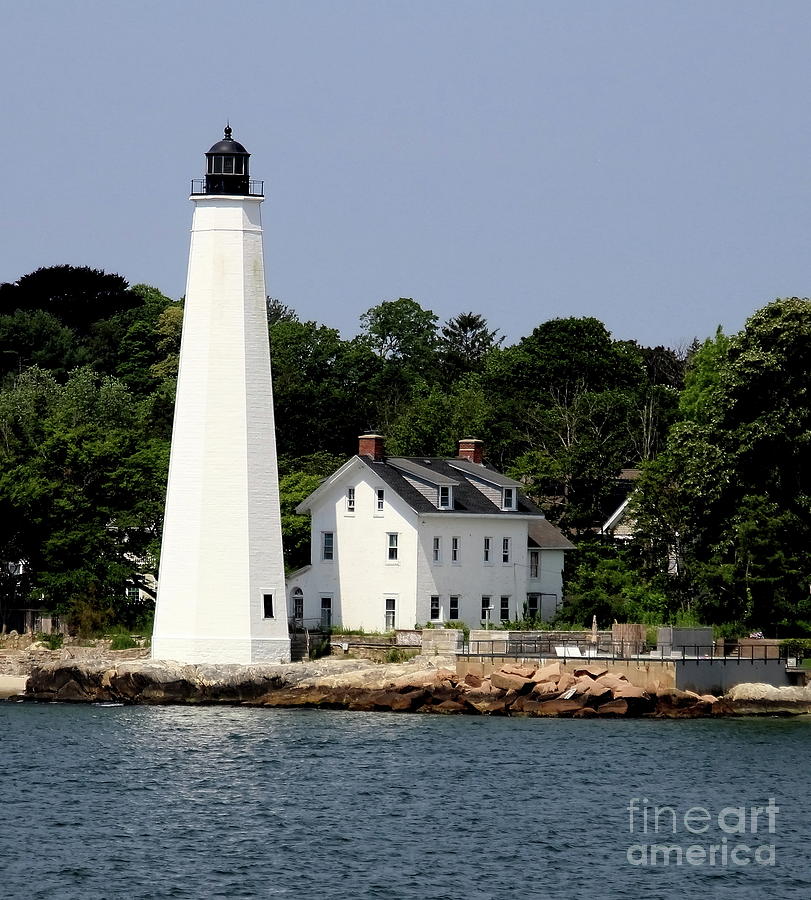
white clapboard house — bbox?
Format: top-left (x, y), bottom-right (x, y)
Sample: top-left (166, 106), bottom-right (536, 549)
top-left (287, 436), bottom-right (574, 632)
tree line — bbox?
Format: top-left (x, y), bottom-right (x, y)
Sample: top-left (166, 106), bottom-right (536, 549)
top-left (0, 265), bottom-right (808, 636)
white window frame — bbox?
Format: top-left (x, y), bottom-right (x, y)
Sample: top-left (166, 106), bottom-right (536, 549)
top-left (321, 531), bottom-right (334, 561)
top-left (502, 536), bottom-right (511, 565)
top-left (438, 485), bottom-right (452, 509)
top-left (320, 595), bottom-right (333, 628)
top-left (346, 487), bottom-right (355, 513)
top-left (449, 595), bottom-right (460, 620)
top-left (500, 595), bottom-right (510, 622)
top-left (385, 596), bottom-right (397, 630)
top-left (432, 536), bottom-right (442, 564)
top-left (292, 588), bottom-right (304, 620)
top-left (483, 536), bottom-right (492, 565)
top-left (375, 488), bottom-right (385, 514)
top-left (451, 536), bottom-right (460, 564)
top-left (430, 595), bottom-right (441, 621)
top-left (387, 532), bottom-right (399, 563)
top-left (502, 487), bottom-right (516, 510)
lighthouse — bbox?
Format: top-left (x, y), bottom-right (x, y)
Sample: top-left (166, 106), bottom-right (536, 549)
top-left (151, 127), bottom-right (290, 664)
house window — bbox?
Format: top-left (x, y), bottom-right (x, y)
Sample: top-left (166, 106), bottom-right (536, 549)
top-left (385, 597), bottom-right (396, 629)
top-left (321, 596), bottom-right (332, 628)
top-left (321, 531), bottom-right (334, 561)
top-left (125, 584), bottom-right (139, 603)
top-left (500, 595), bottom-right (510, 622)
top-left (439, 486), bottom-right (452, 508)
top-left (483, 536), bottom-right (492, 564)
top-left (432, 536), bottom-right (442, 564)
top-left (481, 595), bottom-right (492, 623)
top-left (430, 595), bottom-right (441, 621)
top-left (502, 487), bottom-right (516, 510)
top-left (346, 487), bottom-right (355, 513)
top-left (526, 593), bottom-right (540, 620)
top-left (451, 536), bottom-right (460, 563)
top-left (387, 532), bottom-right (399, 561)
top-left (449, 595), bottom-right (459, 619)
top-left (263, 593), bottom-right (274, 619)
top-left (502, 537), bottom-right (511, 564)
top-left (529, 550), bottom-right (540, 579)
top-left (376, 489), bottom-right (385, 512)
top-left (292, 588), bottom-right (303, 620)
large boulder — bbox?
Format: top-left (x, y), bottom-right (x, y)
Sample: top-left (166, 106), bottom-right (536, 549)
top-left (596, 699), bottom-right (629, 716)
top-left (527, 698), bottom-right (587, 717)
top-left (573, 664), bottom-right (608, 679)
top-left (500, 663), bottom-right (537, 679)
top-left (490, 671), bottom-right (532, 691)
top-left (530, 662), bottom-right (561, 683)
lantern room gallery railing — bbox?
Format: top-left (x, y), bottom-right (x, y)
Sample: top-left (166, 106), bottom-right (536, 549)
top-left (190, 179), bottom-right (264, 196)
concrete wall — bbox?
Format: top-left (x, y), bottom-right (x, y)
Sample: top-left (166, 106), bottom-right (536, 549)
top-left (657, 626), bottom-right (715, 651)
top-left (675, 659), bottom-right (789, 694)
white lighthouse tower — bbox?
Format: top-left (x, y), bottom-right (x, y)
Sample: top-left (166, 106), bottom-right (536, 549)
top-left (152, 127), bottom-right (290, 664)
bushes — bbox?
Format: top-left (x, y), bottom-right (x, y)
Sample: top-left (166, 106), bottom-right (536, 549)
top-left (108, 626), bottom-right (137, 650)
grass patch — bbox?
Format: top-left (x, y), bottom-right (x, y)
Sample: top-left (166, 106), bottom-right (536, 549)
top-left (108, 626), bottom-right (137, 650)
top-left (36, 632), bottom-right (64, 650)
top-left (384, 648), bottom-right (418, 664)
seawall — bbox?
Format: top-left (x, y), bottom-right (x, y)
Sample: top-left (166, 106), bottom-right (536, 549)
top-left (14, 655), bottom-right (811, 717)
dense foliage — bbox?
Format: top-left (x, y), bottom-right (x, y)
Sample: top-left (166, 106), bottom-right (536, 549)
top-left (0, 265), bottom-right (807, 636)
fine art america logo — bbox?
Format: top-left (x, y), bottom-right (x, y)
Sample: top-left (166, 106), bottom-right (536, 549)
top-left (626, 797), bottom-right (778, 867)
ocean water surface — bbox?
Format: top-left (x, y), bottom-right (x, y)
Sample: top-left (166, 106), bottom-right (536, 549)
top-left (1, 703), bottom-right (810, 899)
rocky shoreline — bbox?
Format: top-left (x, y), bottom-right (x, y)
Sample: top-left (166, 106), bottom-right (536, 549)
top-left (10, 654), bottom-right (811, 717)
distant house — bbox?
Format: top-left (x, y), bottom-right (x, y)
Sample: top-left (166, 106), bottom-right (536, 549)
top-left (601, 472), bottom-right (679, 575)
top-left (600, 469), bottom-right (640, 541)
top-left (287, 436), bottom-right (575, 632)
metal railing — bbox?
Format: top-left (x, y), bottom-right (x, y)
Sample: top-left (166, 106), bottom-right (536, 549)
top-left (189, 179), bottom-right (264, 196)
top-left (461, 639), bottom-right (800, 664)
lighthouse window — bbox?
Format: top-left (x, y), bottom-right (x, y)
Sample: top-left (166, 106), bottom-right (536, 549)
top-left (263, 593), bottom-right (274, 619)
top-left (223, 156), bottom-right (234, 174)
top-left (234, 157), bottom-right (244, 174)
top-left (212, 156), bottom-right (223, 174)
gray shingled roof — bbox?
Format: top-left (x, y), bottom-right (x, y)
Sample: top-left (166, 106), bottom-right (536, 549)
top-left (528, 519), bottom-right (576, 550)
top-left (446, 458), bottom-right (522, 488)
top-left (357, 456), bottom-right (547, 517)
top-left (388, 458), bottom-right (460, 486)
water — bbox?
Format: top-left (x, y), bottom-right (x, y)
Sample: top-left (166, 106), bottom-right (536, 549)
top-left (1, 704), bottom-right (810, 900)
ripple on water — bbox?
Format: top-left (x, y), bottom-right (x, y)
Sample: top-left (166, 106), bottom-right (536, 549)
top-left (1, 706), bottom-right (810, 899)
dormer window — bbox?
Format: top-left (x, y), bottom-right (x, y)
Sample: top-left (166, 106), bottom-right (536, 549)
top-left (439, 486), bottom-right (452, 509)
top-left (502, 487), bottom-right (516, 510)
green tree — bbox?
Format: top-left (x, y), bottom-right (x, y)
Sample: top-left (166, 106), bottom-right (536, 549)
top-left (439, 311), bottom-right (502, 381)
top-left (359, 297), bottom-right (439, 368)
top-left (633, 298), bottom-right (811, 633)
top-left (386, 376), bottom-right (491, 457)
top-left (0, 367), bottom-right (168, 630)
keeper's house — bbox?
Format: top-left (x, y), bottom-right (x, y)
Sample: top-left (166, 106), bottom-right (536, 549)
top-left (287, 436), bottom-right (574, 632)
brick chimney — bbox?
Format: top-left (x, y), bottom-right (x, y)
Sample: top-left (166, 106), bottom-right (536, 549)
top-left (457, 437), bottom-right (484, 464)
top-left (358, 433), bottom-right (385, 461)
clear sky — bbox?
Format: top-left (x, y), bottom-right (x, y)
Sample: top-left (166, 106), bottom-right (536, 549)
top-left (3, 0), bottom-right (811, 349)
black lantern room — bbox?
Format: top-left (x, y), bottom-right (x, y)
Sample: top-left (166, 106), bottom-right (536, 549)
top-left (204, 125), bottom-right (251, 195)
